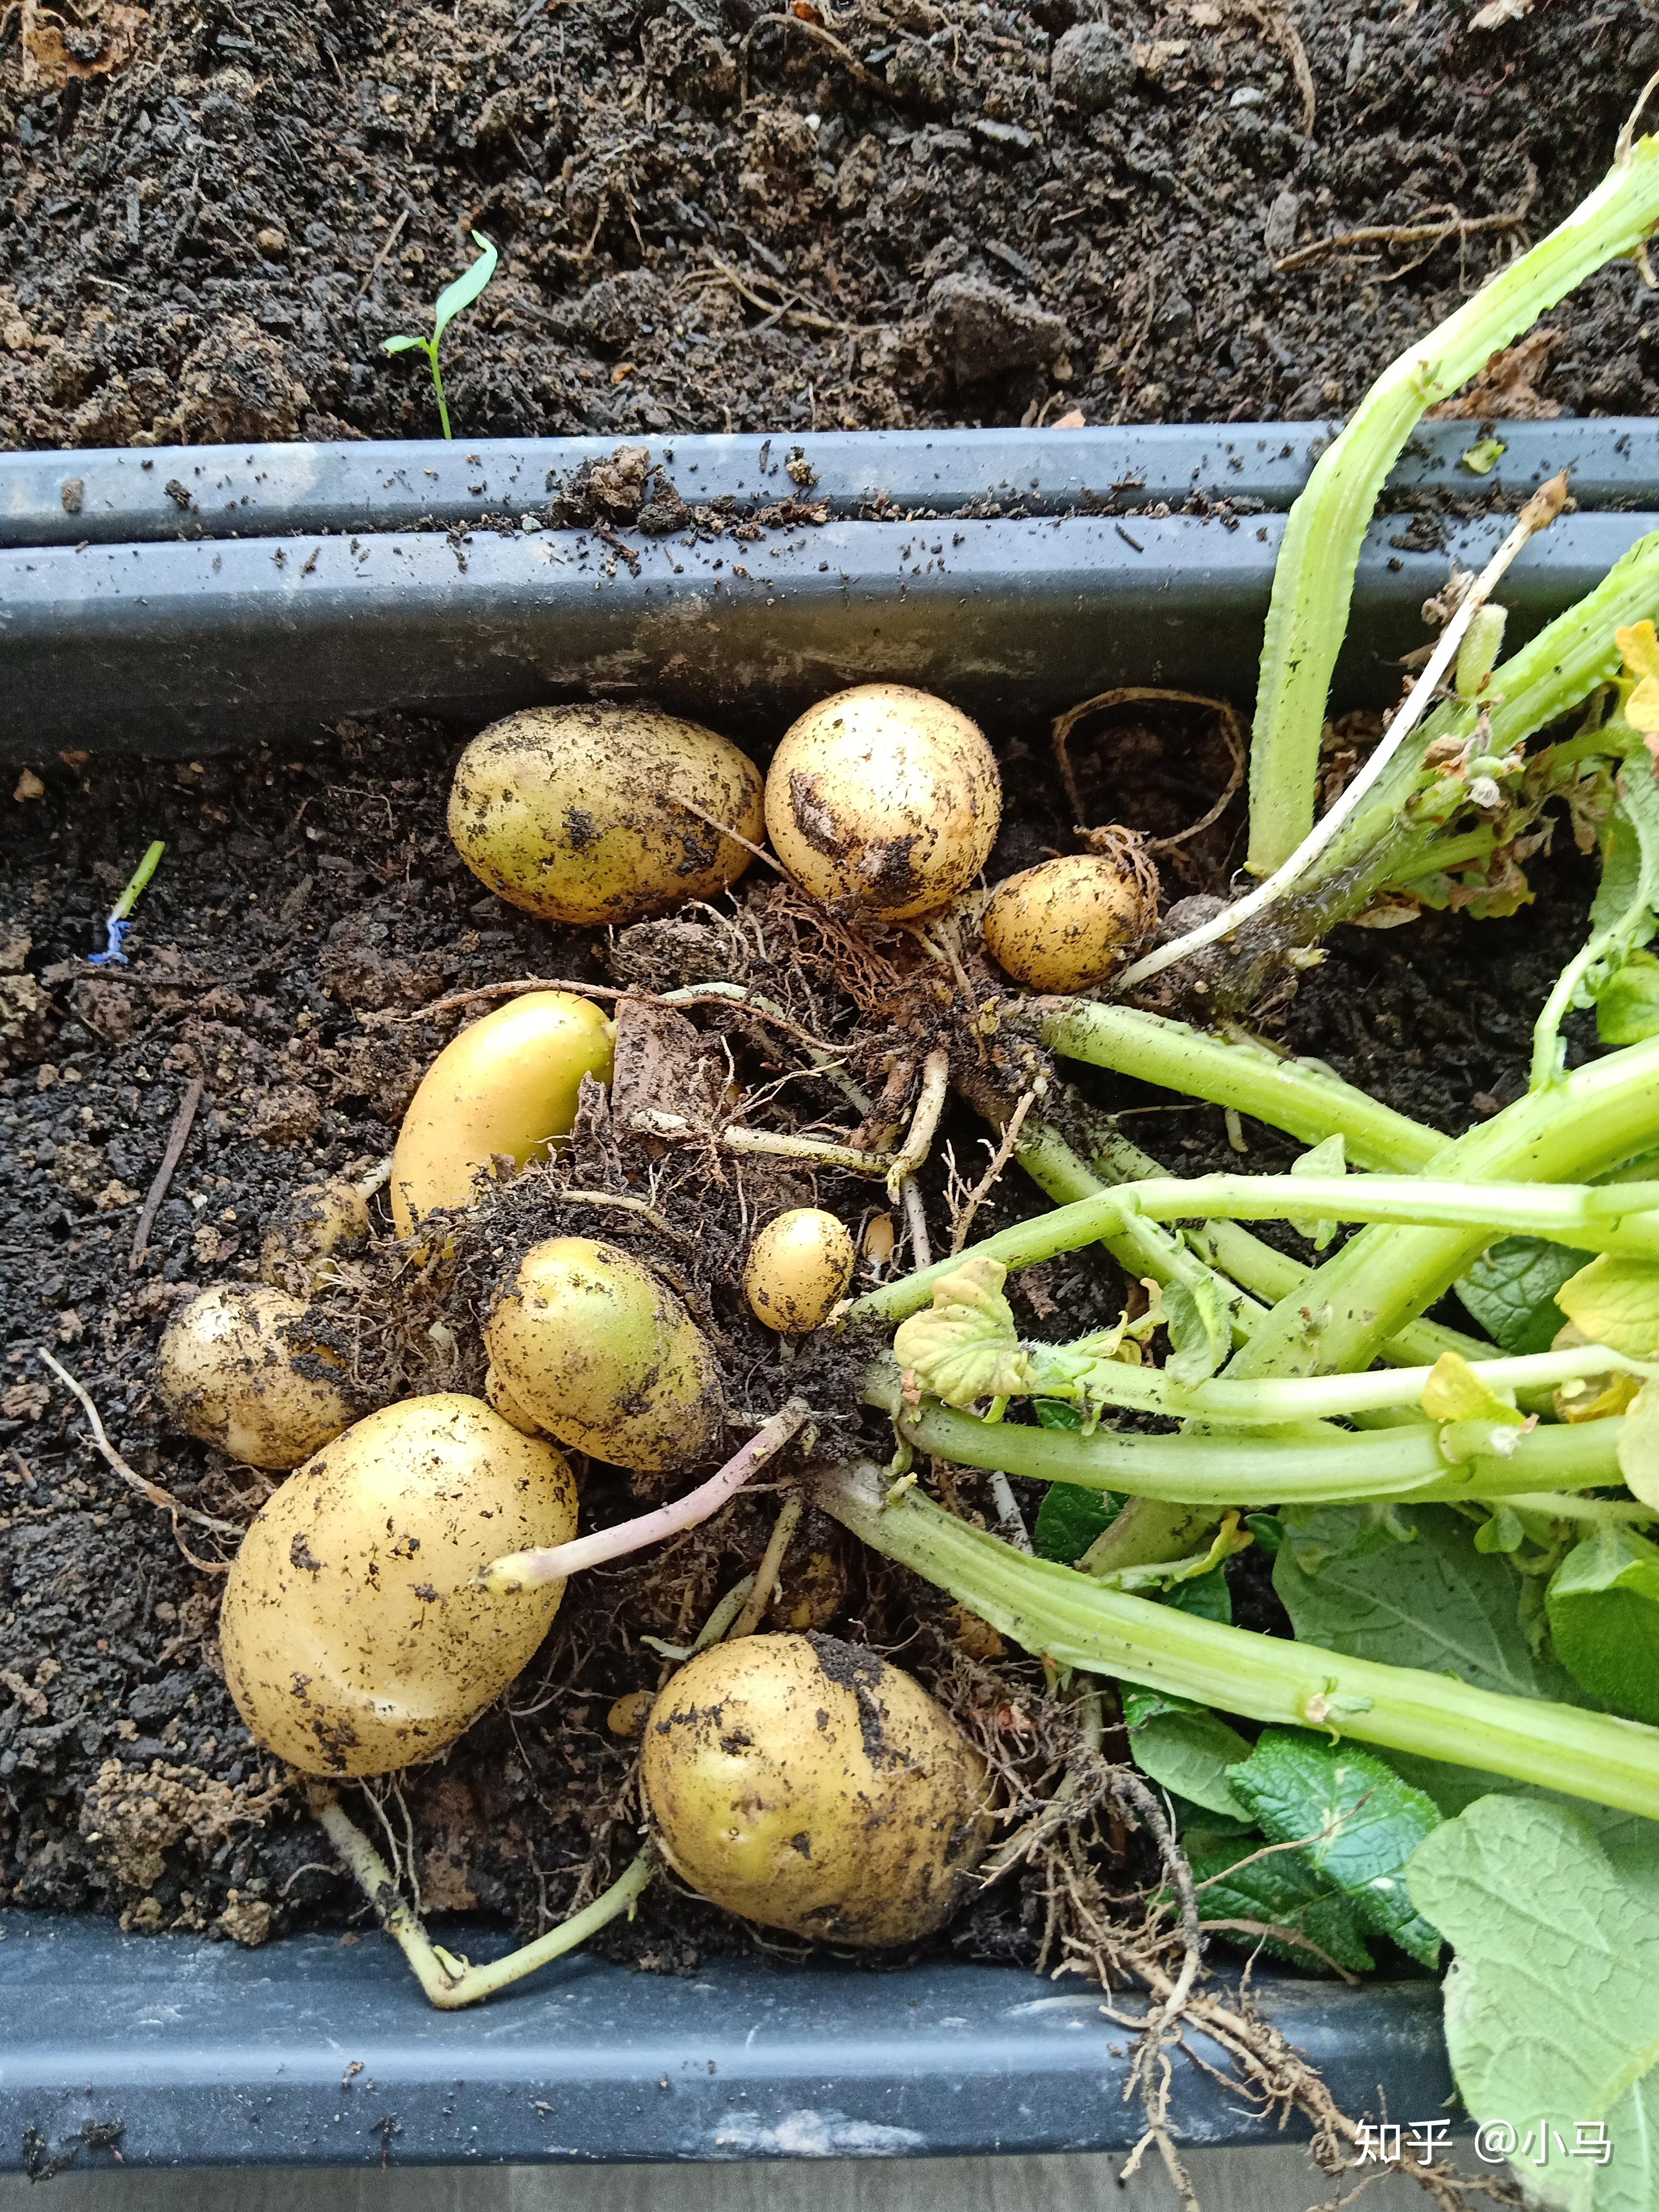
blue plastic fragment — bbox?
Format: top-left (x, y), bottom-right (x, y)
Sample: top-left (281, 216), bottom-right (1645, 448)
top-left (86, 914), bottom-right (130, 967)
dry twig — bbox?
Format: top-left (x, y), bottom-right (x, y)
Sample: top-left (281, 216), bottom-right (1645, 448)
top-left (129, 1076), bottom-right (204, 1272)
top-left (36, 1346), bottom-right (239, 1568)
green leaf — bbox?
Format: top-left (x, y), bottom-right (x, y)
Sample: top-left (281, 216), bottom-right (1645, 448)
top-left (1167, 1564), bottom-right (1232, 1622)
top-left (1228, 1728), bottom-right (1443, 1966)
top-left (1034, 1398), bottom-right (1084, 1430)
top-left (1187, 1827), bottom-right (1376, 1975)
top-left (1618, 1381), bottom-right (1659, 1506)
top-left (1596, 947), bottom-right (1659, 1046)
top-left (1164, 1274), bottom-right (1231, 1387)
top-left (1408, 1796), bottom-right (1659, 2212)
top-left (1456, 1235), bottom-right (1596, 1355)
top-left (1289, 1132), bottom-right (1346, 1250)
top-left (1127, 1700), bottom-right (1253, 1819)
top-left (1274, 1503), bottom-right (1583, 1703)
top-left (893, 1258), bottom-right (1035, 1407)
top-left (432, 231), bottom-right (499, 340)
top-left (382, 333), bottom-right (428, 355)
top-left (1460, 435), bottom-right (1507, 476)
top-left (1033, 1479), bottom-right (1121, 1564)
top-left (1558, 1254), bottom-right (1659, 1358)
top-left (1244, 1511), bottom-right (1284, 1553)
top-left (1547, 1527), bottom-right (1659, 1724)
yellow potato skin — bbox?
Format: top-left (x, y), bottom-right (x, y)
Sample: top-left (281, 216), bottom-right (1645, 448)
top-left (156, 1284), bottom-right (356, 1472)
top-left (219, 1394), bottom-right (576, 1777)
top-left (484, 1236), bottom-right (723, 1472)
top-left (743, 1208), bottom-right (856, 1335)
top-left (260, 1177), bottom-right (371, 1296)
top-left (641, 1633), bottom-right (993, 1945)
top-left (764, 684), bottom-right (1001, 920)
top-left (391, 992), bottom-right (615, 1238)
top-left (982, 854), bottom-right (1149, 992)
top-left (449, 703), bottom-right (765, 926)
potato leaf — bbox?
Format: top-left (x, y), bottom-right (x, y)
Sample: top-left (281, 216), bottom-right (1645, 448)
top-left (1274, 1503), bottom-right (1582, 1702)
top-left (892, 1258), bottom-right (1036, 1407)
top-left (1617, 1380), bottom-right (1659, 1506)
top-left (1163, 1273), bottom-right (1232, 1387)
top-left (1167, 1564), bottom-right (1232, 1622)
top-left (1456, 1235), bottom-right (1596, 1355)
top-left (1186, 1825), bottom-right (1377, 1976)
top-left (1289, 1132), bottom-right (1346, 1250)
top-left (1420, 1349), bottom-right (1524, 1426)
top-left (1032, 1480), bottom-right (1121, 1563)
top-left (1547, 1526), bottom-right (1659, 1724)
top-left (1408, 1797), bottom-right (1659, 2212)
top-left (1228, 1728), bottom-right (1443, 1966)
top-left (1596, 946), bottom-right (1659, 1046)
top-left (1558, 1254), bottom-right (1659, 1358)
top-left (1123, 1686), bottom-right (1253, 1819)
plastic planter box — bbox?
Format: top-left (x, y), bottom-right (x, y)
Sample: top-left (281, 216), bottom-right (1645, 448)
top-left (3, 419), bottom-right (1655, 2172)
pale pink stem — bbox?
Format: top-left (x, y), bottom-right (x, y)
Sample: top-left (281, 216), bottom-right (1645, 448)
top-left (480, 1397), bottom-right (813, 1593)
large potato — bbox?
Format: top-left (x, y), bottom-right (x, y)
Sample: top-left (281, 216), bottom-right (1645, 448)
top-left (220, 1394), bottom-right (577, 1776)
top-left (764, 684), bottom-right (1001, 920)
top-left (982, 854), bottom-right (1153, 992)
top-left (484, 1236), bottom-right (723, 1472)
top-left (448, 703), bottom-right (764, 926)
top-left (156, 1284), bottom-right (356, 1471)
top-left (391, 991), bottom-right (615, 1238)
top-left (641, 1632), bottom-right (993, 1945)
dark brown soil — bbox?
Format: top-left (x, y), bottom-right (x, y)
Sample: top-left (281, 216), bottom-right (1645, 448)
top-left (0, 698), bottom-right (1597, 1967)
top-left (2, 0), bottom-right (1657, 450)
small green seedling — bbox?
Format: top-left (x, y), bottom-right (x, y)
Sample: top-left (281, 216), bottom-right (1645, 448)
top-left (383, 231), bottom-right (499, 440)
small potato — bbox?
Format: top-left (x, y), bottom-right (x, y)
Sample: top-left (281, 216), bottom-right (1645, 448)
top-left (764, 684), bottom-right (1001, 921)
top-left (261, 1177), bottom-right (371, 1296)
top-left (743, 1208), bottom-right (856, 1335)
top-left (642, 1632), bottom-right (992, 1945)
top-left (484, 1236), bottom-right (723, 1473)
top-left (157, 1284), bottom-right (356, 1472)
top-left (391, 991), bottom-right (615, 1239)
top-left (220, 1394), bottom-right (577, 1776)
top-left (983, 853), bottom-right (1154, 992)
top-left (448, 703), bottom-right (764, 926)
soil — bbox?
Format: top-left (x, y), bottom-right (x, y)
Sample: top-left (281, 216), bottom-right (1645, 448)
top-left (2, 0), bottom-right (1658, 451)
top-left (0, 695), bottom-right (1597, 1970)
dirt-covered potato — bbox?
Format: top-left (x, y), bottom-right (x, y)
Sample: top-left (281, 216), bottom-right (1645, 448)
top-left (484, 1235), bottom-right (723, 1472)
top-left (982, 853), bottom-right (1154, 991)
top-left (484, 1361), bottom-right (546, 1437)
top-left (448, 703), bottom-right (765, 926)
top-left (641, 1632), bottom-right (993, 1945)
top-left (763, 684), bottom-right (1001, 920)
top-left (260, 1176), bottom-right (371, 1296)
top-left (391, 991), bottom-right (615, 1238)
top-left (156, 1284), bottom-right (356, 1471)
top-left (219, 1393), bottom-right (577, 1776)
top-left (743, 1208), bottom-right (856, 1334)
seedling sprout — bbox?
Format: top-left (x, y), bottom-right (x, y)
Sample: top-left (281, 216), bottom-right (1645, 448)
top-left (382, 230), bottom-right (499, 440)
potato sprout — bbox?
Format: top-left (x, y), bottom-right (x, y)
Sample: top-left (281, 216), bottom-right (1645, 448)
top-left (219, 1393), bottom-right (577, 1776)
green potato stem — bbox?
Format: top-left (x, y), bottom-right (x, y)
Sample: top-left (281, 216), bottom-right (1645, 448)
top-left (817, 1465), bottom-right (1659, 1822)
top-left (1246, 133), bottom-right (1659, 877)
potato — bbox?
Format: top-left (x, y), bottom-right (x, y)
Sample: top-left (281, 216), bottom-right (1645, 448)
top-left (484, 1235), bottom-right (723, 1472)
top-left (641, 1632), bottom-right (992, 1945)
top-left (391, 991), bottom-right (615, 1239)
top-left (220, 1394), bottom-right (577, 1777)
top-left (157, 1284), bottom-right (356, 1472)
top-left (448, 703), bottom-right (764, 926)
top-left (484, 1361), bottom-right (547, 1437)
top-left (261, 1177), bottom-right (371, 1296)
top-left (764, 684), bottom-right (1001, 920)
top-left (743, 1208), bottom-right (856, 1334)
top-left (982, 853), bottom-right (1154, 992)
